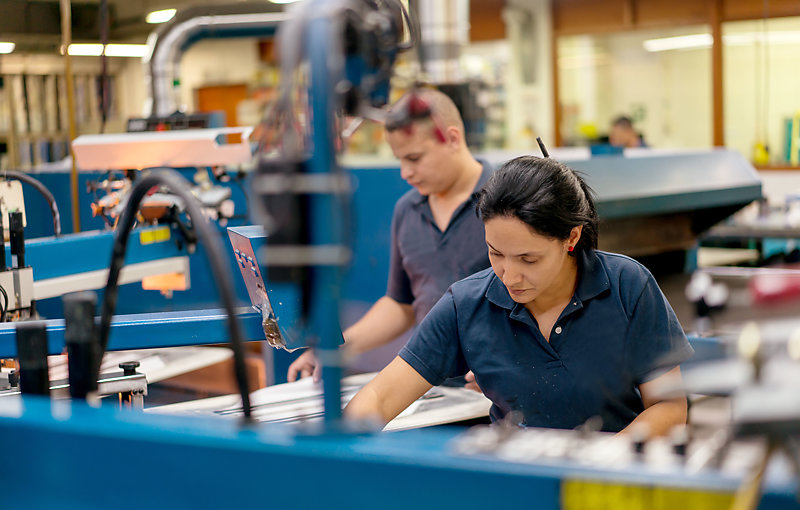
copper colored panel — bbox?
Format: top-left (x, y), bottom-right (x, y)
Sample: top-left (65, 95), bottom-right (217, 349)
top-left (470, 0), bottom-right (506, 41)
top-left (635, 0), bottom-right (708, 27)
top-left (723, 0), bottom-right (800, 21)
top-left (553, 0), bottom-right (630, 35)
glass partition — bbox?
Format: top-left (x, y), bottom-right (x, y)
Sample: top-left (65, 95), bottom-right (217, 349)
top-left (558, 26), bottom-right (712, 149)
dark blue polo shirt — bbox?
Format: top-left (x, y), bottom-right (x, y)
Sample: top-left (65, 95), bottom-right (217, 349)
top-left (386, 160), bottom-right (493, 323)
top-left (399, 249), bottom-right (694, 432)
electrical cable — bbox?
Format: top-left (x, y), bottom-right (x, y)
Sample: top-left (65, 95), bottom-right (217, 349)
top-left (2, 170), bottom-right (61, 237)
top-left (0, 284), bottom-right (7, 322)
top-left (96, 169), bottom-right (252, 420)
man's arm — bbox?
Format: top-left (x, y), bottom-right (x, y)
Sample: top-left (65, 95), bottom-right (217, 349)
top-left (343, 296), bottom-right (415, 354)
top-left (621, 366), bottom-right (687, 437)
top-left (286, 296), bottom-right (415, 382)
top-left (345, 356), bottom-right (432, 426)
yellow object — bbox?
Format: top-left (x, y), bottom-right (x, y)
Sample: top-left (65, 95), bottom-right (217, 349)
top-left (577, 122), bottom-right (599, 140)
top-left (139, 226), bottom-right (171, 245)
top-left (561, 479), bottom-right (734, 510)
top-left (752, 141), bottom-right (770, 166)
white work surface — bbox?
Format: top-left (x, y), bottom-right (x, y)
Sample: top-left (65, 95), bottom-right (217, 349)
top-left (148, 373), bottom-right (492, 431)
top-left (47, 346), bottom-right (232, 384)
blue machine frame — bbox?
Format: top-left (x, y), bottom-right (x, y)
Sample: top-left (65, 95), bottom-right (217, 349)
top-left (1, 397), bottom-right (796, 510)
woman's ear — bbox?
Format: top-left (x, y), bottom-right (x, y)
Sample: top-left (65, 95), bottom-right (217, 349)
top-left (569, 226), bottom-right (583, 248)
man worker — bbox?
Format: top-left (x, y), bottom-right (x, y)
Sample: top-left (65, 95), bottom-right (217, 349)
top-left (609, 115), bottom-right (647, 148)
top-left (287, 88), bottom-right (492, 384)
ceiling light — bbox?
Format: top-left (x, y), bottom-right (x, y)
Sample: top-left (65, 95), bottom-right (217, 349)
top-left (68, 43), bottom-right (104, 56)
top-left (0, 42), bottom-right (15, 54)
top-left (643, 34), bottom-right (712, 52)
top-left (104, 44), bottom-right (149, 58)
top-left (268, 0), bottom-right (301, 3)
top-left (146, 8), bottom-right (177, 24)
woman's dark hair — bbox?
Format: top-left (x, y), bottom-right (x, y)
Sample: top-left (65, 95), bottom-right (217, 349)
top-left (477, 156), bottom-right (599, 253)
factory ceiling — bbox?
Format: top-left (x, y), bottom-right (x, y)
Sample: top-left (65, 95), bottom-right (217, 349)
top-left (0, 0), bottom-right (288, 53)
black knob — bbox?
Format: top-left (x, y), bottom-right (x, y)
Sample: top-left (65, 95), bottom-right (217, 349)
top-left (8, 369), bottom-right (18, 387)
top-left (671, 425), bottom-right (689, 460)
top-left (119, 361), bottom-right (140, 377)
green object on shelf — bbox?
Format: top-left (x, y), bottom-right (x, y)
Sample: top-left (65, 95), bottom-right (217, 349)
top-left (786, 114), bottom-right (800, 165)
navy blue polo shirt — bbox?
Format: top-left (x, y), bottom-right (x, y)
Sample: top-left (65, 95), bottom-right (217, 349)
top-left (387, 160), bottom-right (493, 323)
top-left (399, 249), bottom-right (694, 432)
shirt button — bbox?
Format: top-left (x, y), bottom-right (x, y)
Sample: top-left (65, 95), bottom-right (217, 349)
top-left (555, 326), bottom-right (562, 334)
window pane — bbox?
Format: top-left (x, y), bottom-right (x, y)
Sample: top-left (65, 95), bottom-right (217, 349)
top-left (558, 26), bottom-right (712, 148)
top-left (723, 17), bottom-right (800, 165)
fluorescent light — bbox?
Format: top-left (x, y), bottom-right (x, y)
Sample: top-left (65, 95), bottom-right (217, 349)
top-left (68, 43), bottom-right (104, 56)
top-left (643, 34), bottom-right (713, 52)
top-left (268, 0), bottom-right (301, 3)
top-left (643, 30), bottom-right (800, 53)
top-left (0, 42), bottom-right (15, 54)
top-left (67, 43), bottom-right (149, 58)
top-left (146, 8), bottom-right (176, 24)
top-left (104, 44), bottom-right (149, 57)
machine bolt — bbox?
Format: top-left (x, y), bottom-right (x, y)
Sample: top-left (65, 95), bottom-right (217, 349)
top-left (119, 361), bottom-right (140, 376)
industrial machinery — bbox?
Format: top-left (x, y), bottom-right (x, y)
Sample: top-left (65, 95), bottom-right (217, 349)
top-left (0, 2), bottom-right (798, 510)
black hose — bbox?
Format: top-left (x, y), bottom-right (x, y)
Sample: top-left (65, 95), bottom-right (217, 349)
top-left (0, 284), bottom-right (7, 322)
top-left (2, 170), bottom-right (62, 237)
top-left (97, 169), bottom-right (252, 420)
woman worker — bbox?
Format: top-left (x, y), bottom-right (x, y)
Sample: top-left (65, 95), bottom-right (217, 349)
top-left (345, 155), bottom-right (693, 435)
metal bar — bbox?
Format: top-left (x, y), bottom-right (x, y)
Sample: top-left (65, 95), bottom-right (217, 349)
top-left (0, 308), bottom-right (265, 358)
top-left (61, 0), bottom-right (80, 233)
top-left (308, 5), bottom-right (344, 425)
top-left (33, 256), bottom-right (189, 300)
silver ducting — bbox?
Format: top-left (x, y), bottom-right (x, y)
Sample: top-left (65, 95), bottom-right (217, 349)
top-left (415, 0), bottom-right (469, 84)
top-left (144, 3), bottom-right (287, 117)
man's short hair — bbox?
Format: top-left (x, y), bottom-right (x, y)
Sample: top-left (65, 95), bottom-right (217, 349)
top-left (385, 88), bottom-right (465, 134)
top-left (612, 115), bottom-right (634, 130)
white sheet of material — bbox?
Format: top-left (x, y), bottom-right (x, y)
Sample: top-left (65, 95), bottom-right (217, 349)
top-left (148, 372), bottom-right (492, 431)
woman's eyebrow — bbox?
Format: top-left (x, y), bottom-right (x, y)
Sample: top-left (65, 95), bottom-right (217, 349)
top-left (486, 242), bottom-right (543, 258)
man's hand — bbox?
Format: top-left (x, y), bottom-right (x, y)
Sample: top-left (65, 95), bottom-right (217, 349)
top-left (464, 371), bottom-right (482, 393)
top-left (287, 349), bottom-right (321, 383)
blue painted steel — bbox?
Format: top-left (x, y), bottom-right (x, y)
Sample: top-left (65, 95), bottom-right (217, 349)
top-left (0, 308), bottom-right (268, 357)
top-left (0, 397), bottom-right (796, 510)
top-left (563, 151), bottom-right (762, 219)
top-left (306, 7), bottom-right (346, 424)
top-left (21, 227), bottom-right (185, 280)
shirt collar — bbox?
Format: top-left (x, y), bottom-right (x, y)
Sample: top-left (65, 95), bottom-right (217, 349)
top-left (412, 159), bottom-right (493, 206)
top-left (486, 249), bottom-right (610, 311)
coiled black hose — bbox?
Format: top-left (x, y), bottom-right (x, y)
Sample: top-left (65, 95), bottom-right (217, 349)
top-left (96, 169), bottom-right (252, 420)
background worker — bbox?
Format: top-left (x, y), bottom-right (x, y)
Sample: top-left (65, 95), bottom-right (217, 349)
top-left (609, 115), bottom-right (647, 148)
top-left (287, 88), bottom-right (493, 383)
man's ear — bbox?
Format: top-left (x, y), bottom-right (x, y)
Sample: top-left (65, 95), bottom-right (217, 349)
top-left (444, 125), bottom-right (462, 149)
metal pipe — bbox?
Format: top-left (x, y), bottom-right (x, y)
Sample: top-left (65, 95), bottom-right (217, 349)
top-left (416, 0), bottom-right (469, 84)
top-left (61, 0), bottom-right (80, 233)
top-left (144, 3), bottom-right (287, 117)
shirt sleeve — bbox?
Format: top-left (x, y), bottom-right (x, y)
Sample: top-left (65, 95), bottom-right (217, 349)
top-left (627, 273), bottom-right (695, 384)
top-left (399, 289), bottom-right (465, 386)
top-left (385, 205), bottom-right (414, 305)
